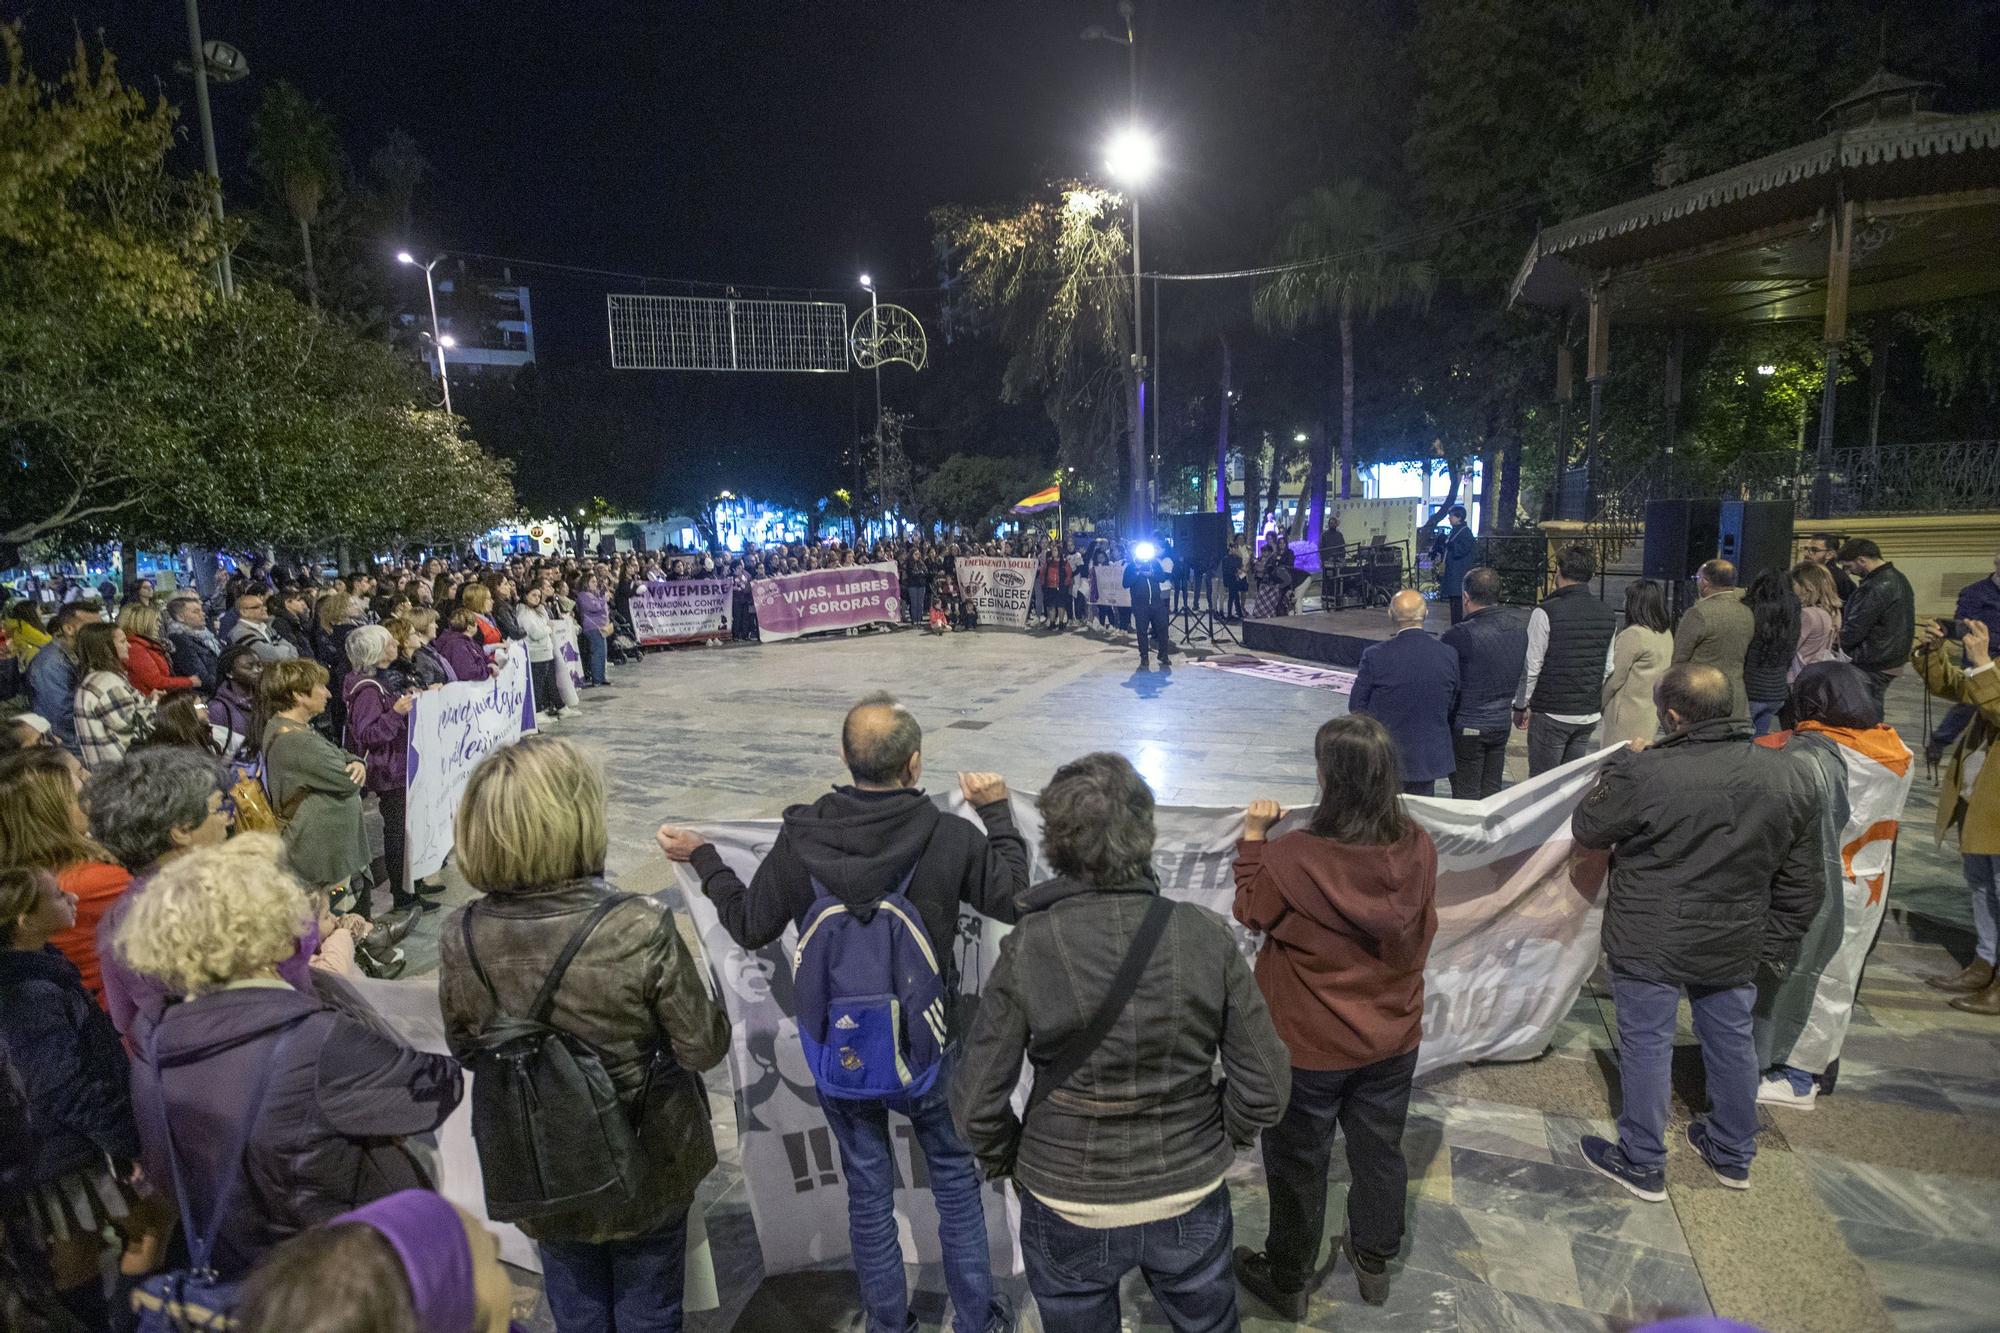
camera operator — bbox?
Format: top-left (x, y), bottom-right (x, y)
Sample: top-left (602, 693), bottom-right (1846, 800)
top-left (1124, 536), bottom-right (1175, 672)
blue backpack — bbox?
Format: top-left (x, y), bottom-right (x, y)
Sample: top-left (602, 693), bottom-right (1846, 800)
top-left (792, 870), bottom-right (950, 1101)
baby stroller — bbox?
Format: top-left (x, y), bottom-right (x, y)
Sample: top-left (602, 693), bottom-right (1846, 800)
top-left (608, 606), bottom-right (644, 665)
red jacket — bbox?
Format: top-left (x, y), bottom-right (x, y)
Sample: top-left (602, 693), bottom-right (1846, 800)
top-left (1232, 824), bottom-right (1438, 1070)
top-left (125, 634), bottom-right (197, 695)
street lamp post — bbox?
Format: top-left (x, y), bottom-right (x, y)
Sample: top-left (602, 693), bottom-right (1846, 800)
top-left (397, 252), bottom-right (453, 414)
top-left (1088, 3), bottom-right (1151, 537)
top-left (181, 0), bottom-right (238, 297)
top-left (861, 273), bottom-right (886, 537)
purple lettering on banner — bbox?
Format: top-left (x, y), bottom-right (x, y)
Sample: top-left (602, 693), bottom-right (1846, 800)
top-left (752, 562), bottom-right (903, 642)
top-left (630, 579), bottom-right (733, 644)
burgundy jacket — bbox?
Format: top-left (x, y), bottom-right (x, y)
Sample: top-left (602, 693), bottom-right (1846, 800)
top-left (1232, 824), bottom-right (1438, 1071)
top-left (342, 671), bottom-right (408, 793)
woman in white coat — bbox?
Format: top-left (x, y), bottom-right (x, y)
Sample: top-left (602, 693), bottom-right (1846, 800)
top-left (1601, 580), bottom-right (1675, 748)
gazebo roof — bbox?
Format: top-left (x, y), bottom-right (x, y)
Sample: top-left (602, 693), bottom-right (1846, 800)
top-left (1510, 76), bottom-right (2000, 326)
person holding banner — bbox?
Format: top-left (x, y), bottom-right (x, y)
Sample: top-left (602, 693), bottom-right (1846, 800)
top-left (1751, 663), bottom-right (1913, 1108)
top-left (1230, 714), bottom-right (1438, 1315)
top-left (952, 752), bottom-right (1290, 1333)
top-left (341, 627), bottom-right (433, 922)
top-left (1573, 665), bottom-right (1824, 1200)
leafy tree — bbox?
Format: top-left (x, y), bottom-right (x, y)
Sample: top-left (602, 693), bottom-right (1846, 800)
top-left (1255, 181), bottom-right (1435, 539)
top-left (917, 453), bottom-right (1045, 534)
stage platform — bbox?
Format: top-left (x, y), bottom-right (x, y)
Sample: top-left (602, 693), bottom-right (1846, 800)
top-left (1239, 608), bottom-right (1440, 667)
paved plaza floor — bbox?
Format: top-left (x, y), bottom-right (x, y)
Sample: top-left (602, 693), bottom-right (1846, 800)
top-left (403, 622), bottom-right (2000, 1333)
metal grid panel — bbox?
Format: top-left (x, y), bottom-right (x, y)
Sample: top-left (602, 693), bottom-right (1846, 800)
top-left (607, 294), bottom-right (849, 372)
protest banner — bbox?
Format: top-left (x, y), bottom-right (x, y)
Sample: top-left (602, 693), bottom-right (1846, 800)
top-left (1088, 560), bottom-right (1131, 608)
top-left (630, 579), bottom-right (733, 644)
top-left (664, 748), bottom-right (1614, 1277)
top-left (1193, 654), bottom-right (1356, 693)
top-left (957, 556), bottom-right (1037, 627)
top-left (550, 616), bottom-right (583, 708)
top-left (753, 562), bottom-right (903, 641)
top-left (404, 649), bottom-right (534, 885)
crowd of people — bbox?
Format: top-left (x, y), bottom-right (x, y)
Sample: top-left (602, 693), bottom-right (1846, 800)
top-left (0, 526), bottom-right (1993, 1333)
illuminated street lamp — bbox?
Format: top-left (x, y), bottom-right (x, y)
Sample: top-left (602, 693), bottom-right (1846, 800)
top-left (397, 251), bottom-right (453, 413)
top-left (860, 273), bottom-right (887, 533)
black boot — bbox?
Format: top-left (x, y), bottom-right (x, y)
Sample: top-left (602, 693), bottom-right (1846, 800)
top-left (1232, 1248), bottom-right (1308, 1322)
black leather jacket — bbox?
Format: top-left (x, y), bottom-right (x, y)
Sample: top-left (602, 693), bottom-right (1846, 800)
top-left (951, 875), bottom-right (1290, 1206)
top-left (1840, 562), bottom-right (1916, 673)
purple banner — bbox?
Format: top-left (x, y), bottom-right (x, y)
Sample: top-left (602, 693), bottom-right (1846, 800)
top-left (752, 562), bottom-right (902, 641)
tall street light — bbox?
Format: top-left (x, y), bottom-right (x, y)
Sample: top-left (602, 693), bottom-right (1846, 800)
top-left (1104, 126), bottom-right (1156, 538)
top-left (860, 273), bottom-right (886, 536)
top-left (397, 251), bottom-right (453, 414)
top-left (180, 0), bottom-right (244, 297)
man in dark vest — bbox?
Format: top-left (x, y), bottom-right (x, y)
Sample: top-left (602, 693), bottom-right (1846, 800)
top-left (1441, 566), bottom-right (1528, 798)
top-left (1123, 535), bottom-right (1175, 672)
top-left (1512, 545), bottom-right (1617, 776)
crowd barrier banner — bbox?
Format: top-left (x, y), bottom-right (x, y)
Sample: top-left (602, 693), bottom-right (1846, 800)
top-left (404, 649), bottom-right (534, 884)
top-left (630, 579), bottom-right (733, 644)
top-left (753, 562), bottom-right (902, 641)
top-left (957, 556), bottom-right (1037, 627)
top-left (1192, 655), bottom-right (1356, 693)
top-left (1088, 561), bottom-right (1131, 608)
top-left (551, 616), bottom-right (583, 709)
top-left (664, 747), bottom-right (1615, 1277)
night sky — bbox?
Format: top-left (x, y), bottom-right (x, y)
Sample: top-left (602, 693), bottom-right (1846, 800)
top-left (43, 1), bottom-right (1276, 366)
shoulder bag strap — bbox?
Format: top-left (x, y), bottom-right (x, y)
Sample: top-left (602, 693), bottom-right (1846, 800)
top-left (1025, 895), bottom-right (1174, 1116)
top-left (524, 893), bottom-right (632, 1025)
top-left (143, 1013), bottom-right (309, 1274)
top-left (458, 902), bottom-right (500, 1006)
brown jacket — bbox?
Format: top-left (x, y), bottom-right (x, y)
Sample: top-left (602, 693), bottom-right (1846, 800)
top-left (438, 880), bottom-right (730, 1244)
top-left (1232, 825), bottom-right (1438, 1071)
top-left (1672, 587), bottom-right (1755, 721)
top-left (1915, 646), bottom-right (2000, 855)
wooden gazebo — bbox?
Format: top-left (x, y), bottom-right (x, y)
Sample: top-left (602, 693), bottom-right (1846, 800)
top-left (1510, 71), bottom-right (2000, 517)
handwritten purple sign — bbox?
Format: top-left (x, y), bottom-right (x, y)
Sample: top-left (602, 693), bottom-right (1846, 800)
top-left (752, 562), bottom-right (903, 641)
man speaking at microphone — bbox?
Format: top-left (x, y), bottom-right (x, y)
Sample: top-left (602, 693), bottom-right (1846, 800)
top-left (1125, 536), bottom-right (1175, 673)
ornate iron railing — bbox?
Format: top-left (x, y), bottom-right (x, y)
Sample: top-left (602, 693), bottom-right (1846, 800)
top-left (1574, 441), bottom-right (1999, 517)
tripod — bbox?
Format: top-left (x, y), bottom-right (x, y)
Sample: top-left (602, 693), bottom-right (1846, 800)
top-left (1172, 565), bottom-right (1237, 646)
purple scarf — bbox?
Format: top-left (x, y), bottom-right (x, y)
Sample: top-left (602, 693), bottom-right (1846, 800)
top-left (332, 1189), bottom-right (477, 1333)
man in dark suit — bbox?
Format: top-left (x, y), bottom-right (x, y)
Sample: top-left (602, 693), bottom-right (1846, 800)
top-left (1433, 505), bottom-right (1479, 624)
top-left (1349, 589), bottom-right (1460, 795)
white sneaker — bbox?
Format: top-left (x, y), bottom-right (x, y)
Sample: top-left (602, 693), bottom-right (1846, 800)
top-left (1756, 1076), bottom-right (1817, 1110)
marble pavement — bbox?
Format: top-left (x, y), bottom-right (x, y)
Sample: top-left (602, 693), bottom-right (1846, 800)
top-left (394, 621), bottom-right (2000, 1333)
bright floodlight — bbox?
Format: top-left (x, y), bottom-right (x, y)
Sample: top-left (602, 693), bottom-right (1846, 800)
top-left (1294, 431), bottom-right (1309, 443)
top-left (1756, 363), bottom-right (1777, 376)
top-left (859, 273), bottom-right (873, 289)
top-left (438, 335), bottom-right (457, 348)
top-left (396, 251), bottom-right (415, 265)
top-left (1131, 541), bottom-right (1158, 562)
top-left (1105, 127), bottom-right (1158, 186)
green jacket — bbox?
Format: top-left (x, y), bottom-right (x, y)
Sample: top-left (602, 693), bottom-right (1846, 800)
top-left (262, 717), bottom-right (371, 888)
top-left (1673, 588), bottom-right (1755, 721)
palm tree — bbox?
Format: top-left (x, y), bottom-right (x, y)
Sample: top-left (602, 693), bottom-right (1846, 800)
top-left (1254, 181), bottom-right (1434, 543)
top-left (250, 82), bottom-right (342, 308)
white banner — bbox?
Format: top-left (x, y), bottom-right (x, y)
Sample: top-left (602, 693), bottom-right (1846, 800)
top-left (1193, 655), bottom-right (1356, 694)
top-left (957, 557), bottom-right (1037, 628)
top-left (1087, 561), bottom-right (1131, 608)
top-left (403, 649), bottom-right (534, 884)
top-left (630, 580), bottom-right (732, 644)
top-left (551, 616), bottom-right (583, 709)
top-left (664, 748), bottom-right (1614, 1277)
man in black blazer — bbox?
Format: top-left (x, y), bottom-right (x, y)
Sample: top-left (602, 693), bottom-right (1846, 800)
top-left (1349, 590), bottom-right (1460, 795)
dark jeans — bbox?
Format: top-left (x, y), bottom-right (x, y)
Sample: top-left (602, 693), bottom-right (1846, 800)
top-left (1932, 700), bottom-right (1974, 749)
top-left (1859, 668), bottom-right (1894, 715)
top-left (1226, 584), bottom-right (1246, 619)
top-left (530, 657), bottom-right (559, 715)
top-left (1261, 1050), bottom-right (1418, 1284)
top-left (1136, 604), bottom-right (1173, 666)
top-left (1020, 1184), bottom-right (1236, 1333)
top-left (910, 583), bottom-right (930, 625)
top-left (379, 786), bottom-right (411, 904)
top-left (1750, 698), bottom-right (1783, 736)
top-left (538, 1214), bottom-right (688, 1333)
top-left (1450, 728), bottom-right (1509, 799)
top-left (580, 626), bottom-right (609, 684)
top-left (1527, 714), bottom-right (1597, 776)
top-left (819, 1057), bottom-right (998, 1333)
top-left (1448, 595), bottom-right (1464, 624)
top-left (1610, 970), bottom-right (1758, 1172)
top-left (1401, 779), bottom-right (1435, 796)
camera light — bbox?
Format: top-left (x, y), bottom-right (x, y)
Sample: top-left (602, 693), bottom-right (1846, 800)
top-left (1131, 541), bottom-right (1158, 562)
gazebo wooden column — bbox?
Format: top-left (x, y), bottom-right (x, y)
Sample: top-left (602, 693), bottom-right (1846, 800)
top-left (1583, 281), bottom-right (1610, 512)
top-left (1812, 198), bottom-right (1854, 518)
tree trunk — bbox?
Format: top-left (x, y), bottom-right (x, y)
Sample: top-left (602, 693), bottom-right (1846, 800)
top-left (1304, 422), bottom-right (1331, 545)
top-left (1265, 447), bottom-right (1283, 538)
top-left (1478, 445), bottom-right (1499, 533)
top-left (296, 214), bottom-right (319, 308)
top-left (1242, 443), bottom-right (1263, 546)
top-left (1214, 335), bottom-right (1232, 522)
top-left (1339, 299), bottom-right (1356, 499)
top-left (1497, 428), bottom-right (1522, 531)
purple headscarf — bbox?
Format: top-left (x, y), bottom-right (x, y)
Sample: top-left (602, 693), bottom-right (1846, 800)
top-left (333, 1189), bottom-right (476, 1333)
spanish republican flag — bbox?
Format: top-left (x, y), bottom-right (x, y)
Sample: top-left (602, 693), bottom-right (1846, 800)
top-left (1012, 484), bottom-right (1061, 514)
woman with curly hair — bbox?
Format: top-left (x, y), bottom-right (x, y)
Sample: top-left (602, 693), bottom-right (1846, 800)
top-left (115, 836), bottom-right (462, 1280)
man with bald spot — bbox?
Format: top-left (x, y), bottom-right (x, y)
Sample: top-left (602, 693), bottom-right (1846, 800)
top-left (657, 692), bottom-right (1025, 1333)
top-left (1348, 590), bottom-right (1460, 796)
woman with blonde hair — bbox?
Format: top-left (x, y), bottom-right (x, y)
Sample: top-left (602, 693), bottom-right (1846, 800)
top-left (116, 602), bottom-right (198, 697)
top-left (73, 623), bottom-right (153, 771)
top-left (0, 746), bottom-right (130, 1003)
top-left (458, 583), bottom-right (503, 646)
top-left (1790, 561), bottom-right (1846, 679)
top-left (438, 735), bottom-right (728, 1330)
top-left (116, 835), bottom-right (462, 1280)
